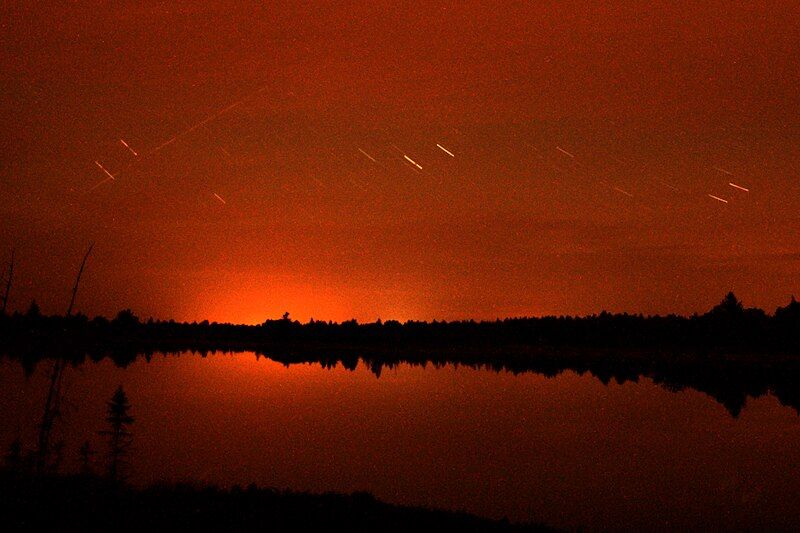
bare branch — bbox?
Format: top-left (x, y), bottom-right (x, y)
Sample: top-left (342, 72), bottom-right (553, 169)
top-left (67, 242), bottom-right (94, 317)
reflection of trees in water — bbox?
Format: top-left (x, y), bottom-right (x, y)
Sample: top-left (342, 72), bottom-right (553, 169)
top-left (352, 354), bottom-right (799, 418)
top-left (35, 358), bottom-right (67, 474)
top-left (5, 346), bottom-right (800, 419)
top-left (6, 380), bottom-right (133, 484)
top-left (2, 292), bottom-right (800, 419)
top-left (99, 386), bottom-right (134, 483)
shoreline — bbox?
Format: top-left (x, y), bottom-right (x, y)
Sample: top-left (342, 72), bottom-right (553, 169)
top-left (0, 470), bottom-right (548, 532)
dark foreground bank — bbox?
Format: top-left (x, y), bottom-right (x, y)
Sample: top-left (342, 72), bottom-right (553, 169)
top-left (0, 471), bottom-right (547, 532)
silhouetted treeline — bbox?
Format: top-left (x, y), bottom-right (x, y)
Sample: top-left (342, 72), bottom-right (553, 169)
top-left (3, 293), bottom-right (800, 417)
top-left (0, 470), bottom-right (546, 532)
top-left (2, 292), bottom-right (799, 355)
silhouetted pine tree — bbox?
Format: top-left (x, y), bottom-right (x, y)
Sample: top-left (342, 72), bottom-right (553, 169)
top-left (99, 386), bottom-right (134, 483)
top-left (708, 292), bottom-right (744, 316)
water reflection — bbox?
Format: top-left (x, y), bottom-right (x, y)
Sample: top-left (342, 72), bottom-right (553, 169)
top-left (2, 352), bottom-right (800, 530)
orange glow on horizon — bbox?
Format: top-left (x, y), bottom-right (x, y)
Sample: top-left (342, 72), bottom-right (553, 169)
top-left (184, 270), bottom-right (424, 325)
top-left (2, 1), bottom-right (799, 321)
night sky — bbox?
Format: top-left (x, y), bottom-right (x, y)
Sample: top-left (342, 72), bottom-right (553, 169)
top-left (2, 1), bottom-right (799, 323)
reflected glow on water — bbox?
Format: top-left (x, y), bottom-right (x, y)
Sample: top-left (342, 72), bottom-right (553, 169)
top-left (2, 352), bottom-right (800, 530)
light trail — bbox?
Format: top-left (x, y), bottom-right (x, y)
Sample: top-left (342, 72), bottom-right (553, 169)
top-left (436, 143), bottom-right (455, 157)
top-left (403, 154), bottom-right (423, 170)
top-left (94, 161), bottom-right (115, 180)
top-left (714, 166), bottom-right (734, 176)
top-left (88, 161), bottom-right (117, 191)
top-left (151, 89), bottom-right (250, 153)
top-left (358, 148), bottom-right (377, 162)
top-left (556, 146), bottom-right (575, 159)
top-left (87, 176), bottom-right (115, 192)
top-left (119, 139), bottom-right (138, 156)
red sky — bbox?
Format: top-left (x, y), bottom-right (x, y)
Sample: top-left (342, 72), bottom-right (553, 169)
top-left (2, 1), bottom-right (799, 323)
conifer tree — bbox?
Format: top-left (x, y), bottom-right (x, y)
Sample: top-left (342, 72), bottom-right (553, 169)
top-left (99, 386), bottom-right (134, 482)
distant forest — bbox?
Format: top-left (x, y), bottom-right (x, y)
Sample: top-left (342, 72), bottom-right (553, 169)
top-left (3, 293), bottom-right (800, 418)
top-left (2, 292), bottom-right (799, 355)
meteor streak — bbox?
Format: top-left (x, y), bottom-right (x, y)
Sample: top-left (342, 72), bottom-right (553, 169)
top-left (153, 136), bottom-right (178, 152)
top-left (153, 115), bottom-right (215, 152)
top-left (358, 148), bottom-right (376, 162)
top-left (436, 143), bottom-right (455, 157)
top-left (613, 186), bottom-right (633, 197)
top-left (708, 194), bottom-right (728, 203)
top-left (714, 166), bottom-right (734, 176)
top-left (556, 146), bottom-right (575, 159)
top-left (119, 139), bottom-right (138, 156)
top-left (87, 176), bottom-right (115, 192)
top-left (213, 193), bottom-right (227, 204)
top-left (94, 161), bottom-right (115, 180)
top-left (728, 182), bottom-right (750, 192)
top-left (403, 154), bottom-right (423, 170)
top-left (151, 86), bottom-right (258, 153)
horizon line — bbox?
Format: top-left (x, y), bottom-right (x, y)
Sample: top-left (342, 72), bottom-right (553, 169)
top-left (5, 292), bottom-right (797, 327)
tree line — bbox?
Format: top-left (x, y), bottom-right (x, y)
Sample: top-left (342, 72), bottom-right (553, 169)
top-left (2, 292), bottom-right (799, 354)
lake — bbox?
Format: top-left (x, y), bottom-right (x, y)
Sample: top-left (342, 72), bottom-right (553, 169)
top-left (2, 351), bottom-right (800, 531)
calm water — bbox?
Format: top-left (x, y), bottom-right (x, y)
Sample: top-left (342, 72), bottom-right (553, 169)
top-left (2, 352), bottom-right (800, 531)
